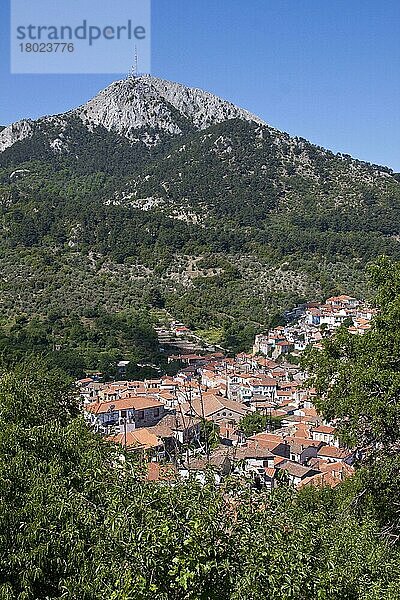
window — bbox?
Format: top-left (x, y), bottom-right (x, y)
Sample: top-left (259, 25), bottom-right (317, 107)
top-left (154, 408), bottom-right (160, 417)
top-left (137, 410), bottom-right (144, 420)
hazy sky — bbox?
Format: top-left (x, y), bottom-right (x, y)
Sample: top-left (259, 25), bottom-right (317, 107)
top-left (1, 0), bottom-right (399, 170)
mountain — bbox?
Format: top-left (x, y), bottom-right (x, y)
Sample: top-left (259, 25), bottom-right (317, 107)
top-left (1, 75), bottom-right (400, 352)
top-left (0, 75), bottom-right (263, 155)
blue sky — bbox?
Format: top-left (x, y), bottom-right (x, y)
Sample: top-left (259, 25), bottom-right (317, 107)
top-left (1, 0), bottom-right (399, 170)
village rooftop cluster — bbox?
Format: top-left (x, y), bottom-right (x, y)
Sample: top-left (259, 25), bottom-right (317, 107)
top-left (79, 294), bottom-right (374, 488)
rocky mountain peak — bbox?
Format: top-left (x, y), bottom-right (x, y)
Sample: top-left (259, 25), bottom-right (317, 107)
top-left (74, 75), bottom-right (265, 137)
top-left (0, 75), bottom-right (266, 152)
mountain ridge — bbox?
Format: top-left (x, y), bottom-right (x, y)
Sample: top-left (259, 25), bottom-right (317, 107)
top-left (0, 75), bottom-right (396, 180)
top-left (0, 75), bottom-right (266, 154)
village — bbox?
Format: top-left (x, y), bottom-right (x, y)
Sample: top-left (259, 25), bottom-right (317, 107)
top-left (79, 294), bottom-right (376, 489)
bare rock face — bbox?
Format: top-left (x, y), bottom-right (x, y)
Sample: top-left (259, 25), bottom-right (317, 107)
top-left (0, 119), bottom-right (34, 152)
top-left (72, 75), bottom-right (266, 137)
top-left (0, 75), bottom-right (265, 152)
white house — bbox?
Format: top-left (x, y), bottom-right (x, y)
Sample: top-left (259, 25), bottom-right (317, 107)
top-left (311, 424), bottom-right (338, 446)
top-left (85, 396), bottom-right (165, 434)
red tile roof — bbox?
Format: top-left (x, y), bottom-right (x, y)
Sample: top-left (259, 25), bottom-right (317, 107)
top-left (85, 396), bottom-right (163, 414)
top-left (106, 429), bottom-right (161, 450)
top-left (317, 446), bottom-right (350, 460)
top-left (264, 468), bottom-right (276, 479)
top-left (147, 462), bottom-right (177, 481)
top-left (312, 425), bottom-right (335, 435)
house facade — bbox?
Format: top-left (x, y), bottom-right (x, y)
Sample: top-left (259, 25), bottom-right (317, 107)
top-left (85, 396), bottom-right (165, 433)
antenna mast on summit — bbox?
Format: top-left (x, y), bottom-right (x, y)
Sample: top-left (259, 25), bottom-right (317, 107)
top-left (128, 45), bottom-right (139, 79)
top-left (134, 44), bottom-right (138, 76)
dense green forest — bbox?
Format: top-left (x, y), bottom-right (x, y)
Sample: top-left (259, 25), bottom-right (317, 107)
top-left (0, 309), bottom-right (163, 379)
top-left (0, 260), bottom-right (400, 599)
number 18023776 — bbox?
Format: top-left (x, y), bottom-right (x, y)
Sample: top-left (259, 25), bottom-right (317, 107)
top-left (19, 42), bottom-right (74, 52)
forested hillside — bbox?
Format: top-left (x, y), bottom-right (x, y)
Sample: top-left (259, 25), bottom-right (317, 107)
top-left (1, 76), bottom-right (400, 356)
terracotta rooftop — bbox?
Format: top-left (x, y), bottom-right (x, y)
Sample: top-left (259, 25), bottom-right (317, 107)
top-left (106, 428), bottom-right (161, 450)
top-left (85, 396), bottom-right (163, 414)
top-left (317, 446), bottom-right (350, 460)
top-left (312, 424), bottom-right (335, 435)
top-left (147, 462), bottom-right (177, 481)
